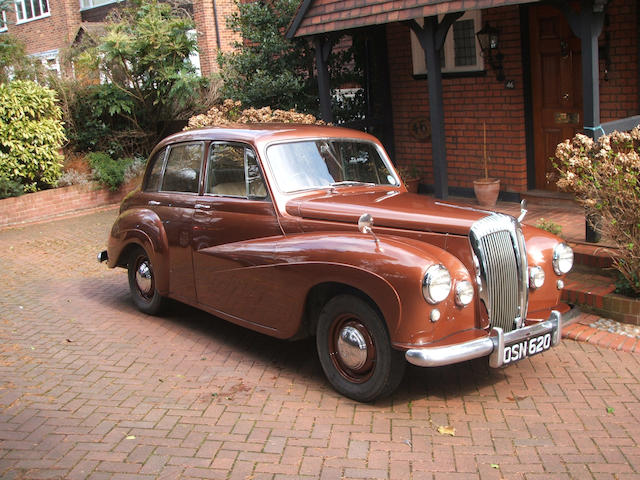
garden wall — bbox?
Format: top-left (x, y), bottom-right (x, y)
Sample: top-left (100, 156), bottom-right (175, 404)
top-left (0, 182), bottom-right (136, 229)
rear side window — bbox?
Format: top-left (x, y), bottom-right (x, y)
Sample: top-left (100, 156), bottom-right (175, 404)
top-left (145, 147), bottom-right (167, 192)
top-left (161, 143), bottom-right (204, 193)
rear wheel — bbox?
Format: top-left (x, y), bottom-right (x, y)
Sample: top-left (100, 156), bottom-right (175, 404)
top-left (127, 246), bottom-right (167, 315)
top-left (316, 294), bottom-right (405, 402)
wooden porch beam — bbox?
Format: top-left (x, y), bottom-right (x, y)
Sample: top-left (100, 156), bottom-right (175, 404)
top-left (555, 0), bottom-right (606, 139)
top-left (314, 36), bottom-right (334, 124)
top-left (408, 12), bottom-right (462, 199)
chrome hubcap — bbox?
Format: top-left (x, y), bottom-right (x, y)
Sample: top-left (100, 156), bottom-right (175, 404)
top-left (336, 325), bottom-right (368, 370)
top-left (135, 261), bottom-right (153, 295)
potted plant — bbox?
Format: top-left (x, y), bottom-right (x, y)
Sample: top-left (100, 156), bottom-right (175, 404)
top-left (397, 164), bottom-right (422, 193)
top-left (473, 123), bottom-right (501, 207)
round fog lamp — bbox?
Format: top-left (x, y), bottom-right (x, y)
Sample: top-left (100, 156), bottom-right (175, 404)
top-left (422, 265), bottom-right (451, 304)
top-left (455, 281), bottom-right (474, 306)
top-left (553, 243), bottom-right (574, 275)
top-left (529, 266), bottom-right (545, 289)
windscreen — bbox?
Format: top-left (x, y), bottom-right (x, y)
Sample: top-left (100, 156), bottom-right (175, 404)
top-left (266, 139), bottom-right (400, 193)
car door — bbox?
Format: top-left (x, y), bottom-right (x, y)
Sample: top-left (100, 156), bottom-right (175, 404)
top-left (191, 142), bottom-right (284, 317)
top-left (144, 141), bottom-right (205, 303)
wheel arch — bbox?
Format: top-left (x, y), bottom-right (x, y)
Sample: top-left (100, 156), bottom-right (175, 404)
top-left (297, 281), bottom-right (395, 342)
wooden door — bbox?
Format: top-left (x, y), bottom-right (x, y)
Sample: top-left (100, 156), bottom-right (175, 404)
top-left (530, 5), bottom-right (582, 190)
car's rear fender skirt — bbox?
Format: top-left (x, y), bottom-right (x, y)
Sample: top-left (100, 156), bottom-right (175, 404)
top-left (107, 208), bottom-right (170, 294)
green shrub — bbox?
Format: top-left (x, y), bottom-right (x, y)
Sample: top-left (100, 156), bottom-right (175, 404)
top-left (0, 176), bottom-right (24, 199)
top-left (535, 218), bottom-right (562, 237)
top-left (87, 152), bottom-right (135, 191)
top-left (0, 80), bottom-right (66, 191)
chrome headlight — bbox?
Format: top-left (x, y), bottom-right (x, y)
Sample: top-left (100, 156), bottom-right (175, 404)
top-left (529, 266), bottom-right (545, 289)
top-left (422, 265), bottom-right (451, 304)
top-left (552, 243), bottom-right (574, 275)
top-left (455, 281), bottom-right (474, 306)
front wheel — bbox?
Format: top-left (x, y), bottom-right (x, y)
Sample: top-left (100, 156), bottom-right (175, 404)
top-left (316, 294), bottom-right (405, 402)
top-left (127, 246), bottom-right (167, 315)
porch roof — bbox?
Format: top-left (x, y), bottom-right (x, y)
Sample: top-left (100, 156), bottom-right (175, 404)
top-left (287, 0), bottom-right (537, 38)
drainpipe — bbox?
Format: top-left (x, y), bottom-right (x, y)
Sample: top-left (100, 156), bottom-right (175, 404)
top-left (213, 0), bottom-right (221, 50)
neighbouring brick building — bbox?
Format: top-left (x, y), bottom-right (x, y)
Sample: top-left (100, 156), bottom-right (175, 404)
top-left (1, 0), bottom-right (237, 77)
top-left (288, 0), bottom-right (640, 200)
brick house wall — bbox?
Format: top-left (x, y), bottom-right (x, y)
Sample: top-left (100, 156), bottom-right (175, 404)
top-left (387, 5), bottom-right (528, 193)
top-left (386, 0), bottom-right (638, 194)
top-left (4, 0), bottom-right (81, 57)
top-left (2, 0), bottom-right (238, 78)
top-left (193, 0), bottom-right (239, 76)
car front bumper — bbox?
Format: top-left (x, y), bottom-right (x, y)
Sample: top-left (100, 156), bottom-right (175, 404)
top-left (405, 310), bottom-right (563, 368)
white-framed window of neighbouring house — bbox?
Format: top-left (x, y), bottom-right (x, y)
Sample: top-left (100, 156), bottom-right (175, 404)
top-left (79, 0), bottom-right (121, 10)
top-left (31, 49), bottom-right (60, 76)
top-left (410, 10), bottom-right (484, 75)
top-left (1, 11), bottom-right (7, 31)
top-left (14, 0), bottom-right (50, 23)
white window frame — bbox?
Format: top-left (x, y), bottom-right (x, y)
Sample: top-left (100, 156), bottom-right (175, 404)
top-left (31, 49), bottom-right (60, 76)
top-left (411, 10), bottom-right (483, 75)
top-left (79, 0), bottom-right (120, 11)
top-left (0, 11), bottom-right (7, 32)
top-left (14, 0), bottom-right (50, 24)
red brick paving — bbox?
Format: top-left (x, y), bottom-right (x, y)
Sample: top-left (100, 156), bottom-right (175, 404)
top-left (0, 209), bottom-right (639, 479)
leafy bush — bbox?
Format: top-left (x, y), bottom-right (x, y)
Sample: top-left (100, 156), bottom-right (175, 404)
top-left (87, 152), bottom-right (136, 191)
top-left (0, 176), bottom-right (24, 199)
top-left (0, 80), bottom-right (66, 191)
top-left (218, 0), bottom-right (364, 121)
top-left (535, 218), bottom-right (562, 237)
top-left (56, 169), bottom-right (91, 188)
top-left (70, 0), bottom-right (209, 155)
top-left (555, 129), bottom-right (640, 297)
top-left (186, 99), bottom-right (324, 129)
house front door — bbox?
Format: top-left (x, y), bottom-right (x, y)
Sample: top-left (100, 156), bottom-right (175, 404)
top-left (530, 5), bottom-right (583, 190)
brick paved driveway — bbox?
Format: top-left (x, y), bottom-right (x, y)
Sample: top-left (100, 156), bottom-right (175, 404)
top-left (1, 209), bottom-right (639, 480)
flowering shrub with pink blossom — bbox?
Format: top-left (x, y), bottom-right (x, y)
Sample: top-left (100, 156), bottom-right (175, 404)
top-left (554, 128), bottom-right (640, 296)
top-left (185, 99), bottom-right (325, 130)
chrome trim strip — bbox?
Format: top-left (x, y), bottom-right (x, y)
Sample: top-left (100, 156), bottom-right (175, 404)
top-left (405, 310), bottom-right (562, 368)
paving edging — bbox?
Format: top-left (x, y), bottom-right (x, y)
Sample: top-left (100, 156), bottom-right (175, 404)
top-left (0, 181), bottom-right (137, 229)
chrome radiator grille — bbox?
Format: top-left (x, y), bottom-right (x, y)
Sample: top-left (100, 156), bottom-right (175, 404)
top-left (469, 214), bottom-right (528, 332)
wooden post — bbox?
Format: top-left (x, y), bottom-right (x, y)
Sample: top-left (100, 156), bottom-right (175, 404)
top-left (408, 13), bottom-right (462, 199)
top-left (314, 36), bottom-right (333, 124)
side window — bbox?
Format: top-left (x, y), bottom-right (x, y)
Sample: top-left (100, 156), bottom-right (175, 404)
top-left (207, 143), bottom-right (267, 198)
top-left (145, 147), bottom-right (167, 192)
top-left (161, 143), bottom-right (204, 193)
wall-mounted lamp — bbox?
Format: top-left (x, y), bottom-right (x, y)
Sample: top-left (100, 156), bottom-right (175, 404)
top-left (476, 22), bottom-right (505, 82)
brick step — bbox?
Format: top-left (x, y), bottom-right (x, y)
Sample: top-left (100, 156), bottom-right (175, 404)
top-left (569, 242), bottom-right (616, 269)
top-left (562, 270), bottom-right (640, 326)
top-left (521, 189), bottom-right (580, 208)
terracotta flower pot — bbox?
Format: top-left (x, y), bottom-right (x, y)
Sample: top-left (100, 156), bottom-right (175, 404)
top-left (404, 177), bottom-right (421, 193)
top-left (473, 178), bottom-right (500, 207)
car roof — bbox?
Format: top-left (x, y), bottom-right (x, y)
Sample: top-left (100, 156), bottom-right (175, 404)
top-left (154, 124), bottom-right (378, 152)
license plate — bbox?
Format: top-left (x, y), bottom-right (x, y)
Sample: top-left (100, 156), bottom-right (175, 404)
top-left (502, 332), bottom-right (552, 366)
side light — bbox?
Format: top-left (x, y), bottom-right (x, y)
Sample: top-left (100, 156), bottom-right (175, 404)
top-left (529, 266), bottom-right (545, 289)
top-left (553, 243), bottom-right (574, 275)
top-left (455, 281), bottom-right (474, 306)
top-left (422, 265), bottom-right (451, 304)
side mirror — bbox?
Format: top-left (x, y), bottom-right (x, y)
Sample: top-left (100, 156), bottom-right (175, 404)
top-left (358, 213), bottom-right (374, 234)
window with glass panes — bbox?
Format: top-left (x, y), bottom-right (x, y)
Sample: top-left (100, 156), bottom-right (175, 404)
top-left (14, 0), bottom-right (50, 22)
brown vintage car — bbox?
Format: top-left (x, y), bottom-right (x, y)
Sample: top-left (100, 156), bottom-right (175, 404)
top-left (99, 124), bottom-right (574, 401)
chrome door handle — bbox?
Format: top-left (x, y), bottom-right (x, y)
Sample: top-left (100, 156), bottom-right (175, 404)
top-left (194, 203), bottom-right (211, 210)
top-left (148, 200), bottom-right (160, 206)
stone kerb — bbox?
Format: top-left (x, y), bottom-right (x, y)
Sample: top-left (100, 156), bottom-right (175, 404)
top-left (0, 181), bottom-right (135, 228)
